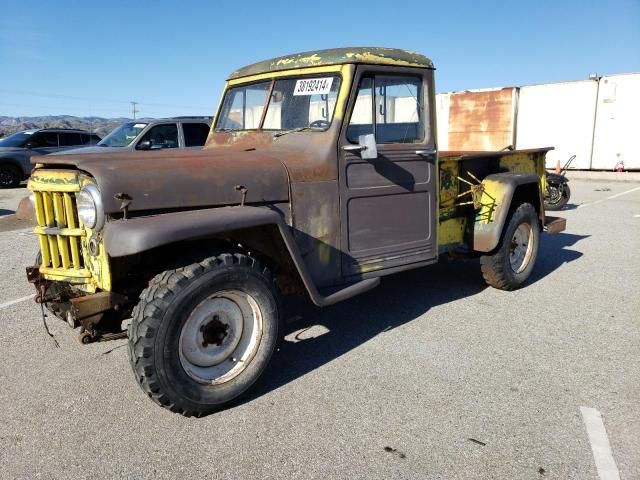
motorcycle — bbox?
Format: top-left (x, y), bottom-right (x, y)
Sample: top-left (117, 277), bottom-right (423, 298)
top-left (544, 155), bottom-right (575, 211)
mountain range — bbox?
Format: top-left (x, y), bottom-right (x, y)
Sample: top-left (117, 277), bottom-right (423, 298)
top-left (0, 116), bottom-right (148, 138)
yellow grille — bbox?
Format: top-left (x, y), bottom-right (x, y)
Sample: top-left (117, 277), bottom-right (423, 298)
top-left (33, 190), bottom-right (89, 278)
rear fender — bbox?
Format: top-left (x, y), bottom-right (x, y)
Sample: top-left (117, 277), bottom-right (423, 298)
top-left (473, 173), bottom-right (543, 252)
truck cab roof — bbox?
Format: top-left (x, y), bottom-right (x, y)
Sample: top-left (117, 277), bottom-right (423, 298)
top-left (228, 47), bottom-right (434, 80)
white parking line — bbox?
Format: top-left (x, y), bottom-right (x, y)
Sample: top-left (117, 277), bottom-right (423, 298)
top-left (577, 185), bottom-right (640, 209)
top-left (0, 294), bottom-right (35, 311)
top-left (606, 185), bottom-right (640, 200)
top-left (580, 407), bottom-right (620, 480)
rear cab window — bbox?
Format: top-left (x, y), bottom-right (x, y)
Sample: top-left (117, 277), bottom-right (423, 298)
top-left (182, 123), bottom-right (210, 147)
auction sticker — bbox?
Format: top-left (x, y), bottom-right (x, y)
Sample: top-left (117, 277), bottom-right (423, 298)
top-left (293, 77), bottom-right (334, 96)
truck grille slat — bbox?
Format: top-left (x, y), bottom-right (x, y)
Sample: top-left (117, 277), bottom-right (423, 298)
top-left (63, 193), bottom-right (82, 269)
top-left (35, 190), bottom-right (86, 274)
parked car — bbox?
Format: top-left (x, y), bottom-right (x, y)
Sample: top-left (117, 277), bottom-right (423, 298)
top-left (61, 117), bottom-right (212, 154)
top-left (0, 128), bottom-right (100, 188)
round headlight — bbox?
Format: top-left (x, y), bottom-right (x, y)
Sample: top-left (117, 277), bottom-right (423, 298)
top-left (77, 184), bottom-right (104, 230)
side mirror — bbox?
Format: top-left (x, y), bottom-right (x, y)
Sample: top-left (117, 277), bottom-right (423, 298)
top-left (341, 133), bottom-right (378, 159)
top-left (136, 140), bottom-right (152, 150)
top-left (25, 142), bottom-right (36, 149)
top-left (359, 133), bottom-right (377, 160)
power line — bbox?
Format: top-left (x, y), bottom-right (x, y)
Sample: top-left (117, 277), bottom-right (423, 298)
top-left (0, 88), bottom-right (206, 110)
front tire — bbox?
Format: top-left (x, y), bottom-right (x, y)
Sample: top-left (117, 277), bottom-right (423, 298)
top-left (128, 253), bottom-right (281, 416)
top-left (480, 202), bottom-right (540, 290)
top-left (0, 164), bottom-right (21, 188)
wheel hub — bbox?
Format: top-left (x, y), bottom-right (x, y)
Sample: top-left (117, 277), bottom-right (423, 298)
top-left (200, 316), bottom-right (229, 347)
top-left (178, 290), bottom-right (263, 385)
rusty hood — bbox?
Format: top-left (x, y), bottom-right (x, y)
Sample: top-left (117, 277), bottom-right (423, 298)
top-left (35, 148), bottom-right (290, 214)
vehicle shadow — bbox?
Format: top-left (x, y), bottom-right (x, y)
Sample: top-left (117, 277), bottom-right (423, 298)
top-left (558, 203), bottom-right (579, 211)
top-left (528, 232), bottom-right (588, 284)
top-left (242, 231), bottom-right (586, 405)
top-left (244, 259), bottom-right (481, 405)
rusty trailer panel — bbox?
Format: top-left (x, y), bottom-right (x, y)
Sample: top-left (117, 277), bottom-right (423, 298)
top-left (447, 87), bottom-right (518, 151)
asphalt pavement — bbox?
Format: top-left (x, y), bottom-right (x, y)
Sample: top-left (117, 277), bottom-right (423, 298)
top-left (0, 180), bottom-right (638, 479)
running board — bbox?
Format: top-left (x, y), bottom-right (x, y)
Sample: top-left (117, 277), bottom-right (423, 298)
top-left (314, 278), bottom-right (380, 307)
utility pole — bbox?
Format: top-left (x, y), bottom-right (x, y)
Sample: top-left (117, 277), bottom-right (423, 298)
top-left (131, 101), bottom-right (139, 120)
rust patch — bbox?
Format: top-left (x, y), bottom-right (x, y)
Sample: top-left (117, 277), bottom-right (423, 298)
top-left (448, 88), bottom-right (516, 151)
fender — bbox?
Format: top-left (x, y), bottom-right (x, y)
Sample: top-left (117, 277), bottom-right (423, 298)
top-left (546, 172), bottom-right (569, 185)
top-left (104, 206), bottom-right (378, 306)
top-left (473, 173), bottom-right (543, 252)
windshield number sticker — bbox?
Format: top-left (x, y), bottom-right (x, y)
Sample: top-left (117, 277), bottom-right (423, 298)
top-left (293, 77), bottom-right (334, 96)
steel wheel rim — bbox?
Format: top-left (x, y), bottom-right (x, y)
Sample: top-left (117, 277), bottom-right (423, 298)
top-left (509, 223), bottom-right (533, 274)
top-left (179, 290), bottom-right (263, 385)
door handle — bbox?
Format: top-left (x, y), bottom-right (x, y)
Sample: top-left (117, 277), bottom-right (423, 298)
top-left (342, 145), bottom-right (367, 153)
top-left (415, 149), bottom-right (437, 157)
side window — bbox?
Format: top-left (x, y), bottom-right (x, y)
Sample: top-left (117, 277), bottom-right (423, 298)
top-left (182, 123), bottom-right (210, 147)
top-left (139, 124), bottom-right (178, 149)
top-left (347, 75), bottom-right (424, 144)
top-left (30, 132), bottom-right (58, 147)
top-left (80, 134), bottom-right (100, 145)
top-left (375, 75), bottom-right (423, 143)
top-left (59, 132), bottom-right (83, 146)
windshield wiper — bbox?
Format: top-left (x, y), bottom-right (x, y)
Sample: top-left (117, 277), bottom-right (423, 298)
top-left (272, 126), bottom-right (324, 138)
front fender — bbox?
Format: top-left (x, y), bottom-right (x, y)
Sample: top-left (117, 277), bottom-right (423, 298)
top-left (473, 173), bottom-right (543, 252)
top-left (104, 205), bottom-right (374, 307)
top-left (105, 206), bottom-right (287, 258)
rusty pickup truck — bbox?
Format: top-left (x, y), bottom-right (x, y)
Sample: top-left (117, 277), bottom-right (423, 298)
top-left (26, 47), bottom-right (566, 416)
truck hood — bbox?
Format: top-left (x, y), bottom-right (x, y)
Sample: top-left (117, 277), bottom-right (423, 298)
top-left (51, 146), bottom-right (124, 155)
top-left (34, 148), bottom-right (290, 214)
top-left (0, 147), bottom-right (26, 155)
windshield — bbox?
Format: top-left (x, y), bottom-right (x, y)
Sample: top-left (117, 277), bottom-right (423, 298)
top-left (215, 75), bottom-right (341, 132)
top-left (0, 131), bottom-right (34, 148)
top-left (98, 122), bottom-right (148, 147)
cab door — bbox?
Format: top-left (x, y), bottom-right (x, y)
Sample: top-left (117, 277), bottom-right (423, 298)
top-left (338, 66), bottom-right (437, 278)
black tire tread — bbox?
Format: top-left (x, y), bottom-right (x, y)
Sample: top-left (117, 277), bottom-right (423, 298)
top-left (480, 202), bottom-right (538, 291)
top-left (0, 163), bottom-right (21, 188)
top-left (127, 252), bottom-right (273, 417)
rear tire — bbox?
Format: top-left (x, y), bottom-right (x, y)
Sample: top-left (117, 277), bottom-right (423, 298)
top-left (128, 253), bottom-right (281, 417)
top-left (0, 164), bottom-right (21, 188)
top-left (480, 202), bottom-right (540, 290)
top-left (544, 183), bottom-right (570, 211)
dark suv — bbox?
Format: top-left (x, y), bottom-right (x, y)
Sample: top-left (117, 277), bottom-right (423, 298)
top-left (62, 117), bottom-right (212, 154)
top-left (0, 128), bottom-right (101, 188)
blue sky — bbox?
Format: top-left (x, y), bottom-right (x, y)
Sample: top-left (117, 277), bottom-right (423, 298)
top-left (0, 0), bottom-right (638, 118)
